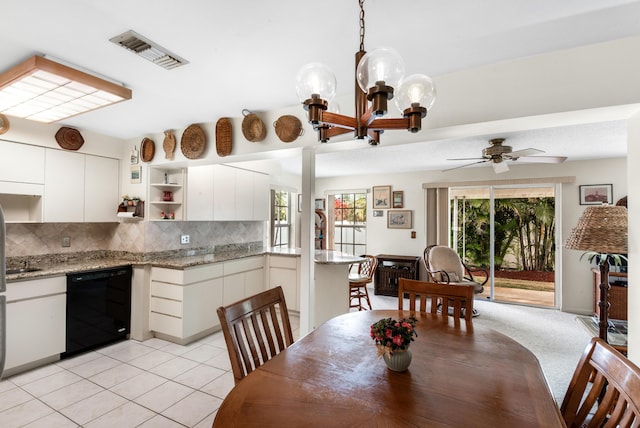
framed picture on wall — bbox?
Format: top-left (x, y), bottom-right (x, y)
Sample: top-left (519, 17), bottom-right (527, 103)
top-left (130, 165), bottom-right (141, 184)
top-left (579, 184), bottom-right (613, 205)
top-left (372, 186), bottom-right (391, 209)
top-left (387, 210), bottom-right (412, 229)
top-left (392, 191), bottom-right (404, 208)
top-left (373, 210), bottom-right (384, 217)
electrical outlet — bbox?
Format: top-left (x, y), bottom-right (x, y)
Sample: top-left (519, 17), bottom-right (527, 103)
top-left (180, 234), bottom-right (190, 245)
top-left (62, 237), bottom-right (71, 247)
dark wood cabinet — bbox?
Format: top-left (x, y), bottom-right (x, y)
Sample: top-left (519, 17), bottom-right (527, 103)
top-left (374, 254), bottom-right (420, 296)
top-left (592, 268), bottom-right (627, 320)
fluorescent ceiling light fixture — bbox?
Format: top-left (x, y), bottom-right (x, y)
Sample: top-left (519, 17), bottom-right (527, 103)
top-left (0, 55), bottom-right (132, 123)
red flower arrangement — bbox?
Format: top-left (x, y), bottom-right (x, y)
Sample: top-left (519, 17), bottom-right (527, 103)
top-left (370, 316), bottom-right (418, 356)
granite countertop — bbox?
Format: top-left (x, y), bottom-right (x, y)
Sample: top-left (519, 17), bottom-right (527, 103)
top-left (5, 247), bottom-right (362, 281)
top-left (314, 250), bottom-right (365, 265)
top-left (5, 246), bottom-right (304, 282)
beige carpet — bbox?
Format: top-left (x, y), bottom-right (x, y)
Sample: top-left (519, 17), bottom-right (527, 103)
top-left (367, 288), bottom-right (592, 404)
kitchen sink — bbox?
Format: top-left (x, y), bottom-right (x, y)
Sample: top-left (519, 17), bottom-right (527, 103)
top-left (6, 267), bottom-right (42, 275)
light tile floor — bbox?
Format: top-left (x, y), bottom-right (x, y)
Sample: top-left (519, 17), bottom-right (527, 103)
top-left (0, 315), bottom-right (301, 428)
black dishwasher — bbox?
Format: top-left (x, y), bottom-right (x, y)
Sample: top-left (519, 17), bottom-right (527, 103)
top-left (63, 266), bottom-right (132, 358)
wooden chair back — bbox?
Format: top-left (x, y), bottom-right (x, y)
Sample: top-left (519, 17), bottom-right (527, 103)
top-left (217, 286), bottom-right (294, 384)
top-left (561, 337), bottom-right (640, 427)
top-left (398, 278), bottom-right (475, 322)
top-left (350, 255), bottom-right (378, 283)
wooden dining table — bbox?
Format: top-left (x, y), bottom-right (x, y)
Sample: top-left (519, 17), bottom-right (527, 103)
top-left (213, 309), bottom-right (565, 427)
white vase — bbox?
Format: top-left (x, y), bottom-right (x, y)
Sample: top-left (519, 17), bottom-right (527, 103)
top-left (382, 349), bottom-right (412, 372)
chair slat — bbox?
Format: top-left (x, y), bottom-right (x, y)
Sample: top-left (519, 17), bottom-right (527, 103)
top-left (398, 278), bottom-right (474, 322)
top-left (561, 337), bottom-right (640, 428)
top-left (217, 286), bottom-right (294, 384)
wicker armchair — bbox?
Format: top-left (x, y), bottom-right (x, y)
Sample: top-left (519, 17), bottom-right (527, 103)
top-left (423, 245), bottom-right (488, 294)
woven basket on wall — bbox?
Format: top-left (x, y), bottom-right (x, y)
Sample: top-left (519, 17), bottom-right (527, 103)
top-left (216, 118), bottom-right (233, 157)
top-left (241, 109), bottom-right (266, 142)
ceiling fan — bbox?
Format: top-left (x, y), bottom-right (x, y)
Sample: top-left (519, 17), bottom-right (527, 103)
top-left (444, 138), bottom-right (567, 173)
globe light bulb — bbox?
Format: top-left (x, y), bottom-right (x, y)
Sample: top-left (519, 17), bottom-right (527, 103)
top-left (356, 47), bottom-right (405, 93)
top-left (295, 63), bottom-right (337, 103)
top-left (394, 74), bottom-right (437, 111)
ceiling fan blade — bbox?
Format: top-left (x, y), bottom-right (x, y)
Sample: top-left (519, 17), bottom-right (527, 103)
top-left (504, 148), bottom-right (544, 159)
top-left (446, 157), bottom-right (486, 161)
top-left (492, 160), bottom-right (509, 173)
top-left (514, 155), bottom-right (567, 164)
top-left (442, 159), bottom-right (489, 172)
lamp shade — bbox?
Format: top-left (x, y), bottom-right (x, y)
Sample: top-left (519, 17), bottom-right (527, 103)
top-left (564, 204), bottom-right (628, 254)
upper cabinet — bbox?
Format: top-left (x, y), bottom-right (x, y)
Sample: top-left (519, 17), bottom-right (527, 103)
top-left (0, 141), bottom-right (45, 222)
top-left (43, 149), bottom-right (119, 223)
top-left (148, 166), bottom-right (185, 221)
top-left (187, 164), bottom-right (269, 221)
top-left (85, 156), bottom-right (119, 222)
top-left (44, 150), bottom-right (85, 222)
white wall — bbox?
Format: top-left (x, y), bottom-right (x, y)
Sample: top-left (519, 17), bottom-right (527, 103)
top-left (316, 157), bottom-right (627, 315)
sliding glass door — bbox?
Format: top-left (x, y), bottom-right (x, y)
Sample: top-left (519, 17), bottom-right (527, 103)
top-left (450, 185), bottom-right (557, 307)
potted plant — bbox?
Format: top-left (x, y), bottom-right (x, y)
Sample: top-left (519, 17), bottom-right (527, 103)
top-left (370, 316), bottom-right (417, 371)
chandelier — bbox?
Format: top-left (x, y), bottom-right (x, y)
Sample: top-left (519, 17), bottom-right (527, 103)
top-left (295, 0), bottom-right (436, 145)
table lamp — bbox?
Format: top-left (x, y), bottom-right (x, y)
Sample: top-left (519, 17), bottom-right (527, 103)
top-left (564, 204), bottom-right (628, 342)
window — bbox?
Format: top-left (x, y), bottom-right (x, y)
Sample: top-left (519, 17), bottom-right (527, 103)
top-left (333, 192), bottom-right (367, 255)
top-left (271, 190), bottom-right (290, 247)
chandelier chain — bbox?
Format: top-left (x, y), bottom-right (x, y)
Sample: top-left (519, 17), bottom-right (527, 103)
top-left (359, 0), bottom-right (365, 51)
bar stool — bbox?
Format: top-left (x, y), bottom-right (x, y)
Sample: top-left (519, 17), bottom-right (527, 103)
top-left (349, 255), bottom-right (378, 310)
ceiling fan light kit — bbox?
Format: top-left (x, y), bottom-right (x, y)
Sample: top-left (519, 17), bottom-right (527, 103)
top-left (445, 138), bottom-right (568, 173)
top-left (295, 0), bottom-right (436, 145)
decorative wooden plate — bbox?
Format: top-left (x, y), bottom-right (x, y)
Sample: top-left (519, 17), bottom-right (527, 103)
top-left (141, 137), bottom-right (155, 162)
top-left (181, 124), bottom-right (206, 159)
top-left (274, 115), bottom-right (304, 143)
top-left (216, 118), bottom-right (232, 157)
top-left (0, 114), bottom-right (9, 135)
top-left (241, 109), bottom-right (266, 142)
top-left (163, 130), bottom-right (176, 159)
top-left (55, 127), bottom-right (84, 150)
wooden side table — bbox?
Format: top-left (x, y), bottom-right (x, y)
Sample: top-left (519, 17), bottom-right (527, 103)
top-left (374, 254), bottom-right (420, 296)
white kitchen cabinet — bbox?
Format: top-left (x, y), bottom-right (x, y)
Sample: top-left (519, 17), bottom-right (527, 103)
top-left (148, 166), bottom-right (185, 221)
top-left (150, 263), bottom-right (224, 343)
top-left (44, 149), bottom-right (85, 222)
top-left (85, 155), bottom-right (119, 222)
top-left (186, 164), bottom-right (214, 220)
top-left (0, 141), bottom-right (45, 184)
top-left (188, 164), bottom-right (269, 221)
top-left (149, 256), bottom-right (265, 344)
top-left (43, 149), bottom-right (119, 222)
top-left (4, 276), bottom-right (66, 375)
top-left (252, 171), bottom-right (269, 221)
top-left (223, 256), bottom-right (264, 305)
top-left (212, 165), bottom-right (235, 220)
top-left (267, 255), bottom-right (300, 311)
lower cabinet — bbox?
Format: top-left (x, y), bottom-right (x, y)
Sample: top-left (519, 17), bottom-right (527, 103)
top-left (5, 276), bottom-right (66, 375)
top-left (266, 255), bottom-right (300, 312)
top-left (150, 256), bottom-right (265, 344)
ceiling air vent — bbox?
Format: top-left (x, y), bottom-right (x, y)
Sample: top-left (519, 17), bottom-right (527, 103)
top-left (109, 30), bottom-right (189, 70)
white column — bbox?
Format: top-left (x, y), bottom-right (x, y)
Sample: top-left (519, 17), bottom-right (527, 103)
top-left (299, 147), bottom-right (316, 335)
top-left (627, 112), bottom-right (640, 364)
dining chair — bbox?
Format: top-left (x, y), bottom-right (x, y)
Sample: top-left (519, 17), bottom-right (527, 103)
top-left (398, 278), bottom-right (475, 322)
top-left (216, 286), bottom-right (294, 384)
top-left (560, 337), bottom-right (640, 428)
top-left (423, 245), bottom-right (488, 316)
top-left (349, 255), bottom-right (378, 311)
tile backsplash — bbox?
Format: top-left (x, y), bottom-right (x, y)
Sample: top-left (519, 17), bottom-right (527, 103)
top-left (5, 221), bottom-right (265, 257)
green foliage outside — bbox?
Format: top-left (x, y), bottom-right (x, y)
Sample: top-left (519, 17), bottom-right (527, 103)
top-left (451, 197), bottom-right (556, 272)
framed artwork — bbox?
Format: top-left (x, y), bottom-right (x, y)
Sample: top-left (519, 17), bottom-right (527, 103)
top-left (388, 210), bottom-right (412, 229)
top-left (315, 198), bottom-right (326, 210)
top-left (372, 186), bottom-right (391, 209)
top-left (392, 191), bottom-right (404, 208)
top-left (130, 165), bottom-right (141, 184)
top-left (373, 210), bottom-right (384, 217)
top-left (579, 184), bottom-right (613, 205)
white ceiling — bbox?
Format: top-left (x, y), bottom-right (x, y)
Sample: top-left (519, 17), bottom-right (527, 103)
top-left (1, 0), bottom-right (639, 176)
